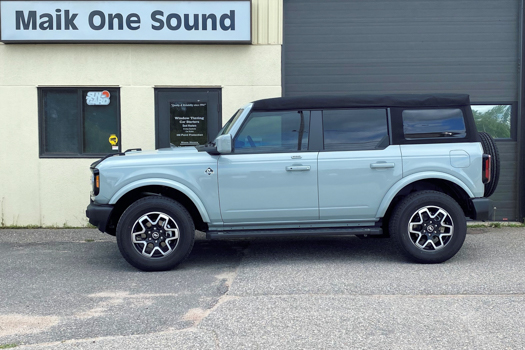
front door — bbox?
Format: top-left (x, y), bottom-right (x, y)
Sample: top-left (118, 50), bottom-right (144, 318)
top-left (218, 110), bottom-right (319, 224)
top-left (155, 88), bottom-right (221, 149)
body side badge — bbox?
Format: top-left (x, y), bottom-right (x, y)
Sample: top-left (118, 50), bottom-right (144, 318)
top-left (205, 168), bottom-right (214, 175)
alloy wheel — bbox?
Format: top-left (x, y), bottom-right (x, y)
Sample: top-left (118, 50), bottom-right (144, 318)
top-left (131, 212), bottom-right (180, 258)
top-left (407, 206), bottom-right (454, 251)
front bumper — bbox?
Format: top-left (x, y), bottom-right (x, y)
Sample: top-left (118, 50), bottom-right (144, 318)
top-left (86, 203), bottom-right (114, 233)
top-left (469, 198), bottom-right (494, 221)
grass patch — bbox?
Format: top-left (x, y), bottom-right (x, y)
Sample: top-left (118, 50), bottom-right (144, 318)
top-left (85, 239), bottom-right (95, 242)
top-left (0, 225), bottom-right (42, 229)
top-left (0, 344), bottom-right (18, 349)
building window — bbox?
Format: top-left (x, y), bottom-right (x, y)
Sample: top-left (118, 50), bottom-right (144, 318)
top-left (39, 88), bottom-right (120, 157)
top-left (471, 104), bottom-right (513, 139)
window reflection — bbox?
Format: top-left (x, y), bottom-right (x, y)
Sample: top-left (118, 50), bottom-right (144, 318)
top-left (402, 109), bottom-right (466, 140)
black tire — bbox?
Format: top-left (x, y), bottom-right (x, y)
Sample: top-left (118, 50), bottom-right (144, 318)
top-left (116, 196), bottom-right (195, 271)
top-left (389, 191), bottom-right (466, 264)
top-left (478, 132), bottom-right (500, 197)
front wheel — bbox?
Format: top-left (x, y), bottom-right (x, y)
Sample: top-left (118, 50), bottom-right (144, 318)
top-left (116, 196), bottom-right (195, 271)
top-left (389, 191), bottom-right (466, 263)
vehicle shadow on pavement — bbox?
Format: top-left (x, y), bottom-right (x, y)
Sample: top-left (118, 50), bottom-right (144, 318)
top-left (91, 235), bottom-right (403, 271)
top-left (188, 235), bottom-right (404, 266)
top-left (95, 233), bottom-right (478, 271)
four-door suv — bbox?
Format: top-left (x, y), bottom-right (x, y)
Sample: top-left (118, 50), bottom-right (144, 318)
top-left (86, 94), bottom-right (499, 271)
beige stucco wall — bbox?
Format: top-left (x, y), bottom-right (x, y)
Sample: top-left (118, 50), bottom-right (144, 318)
top-left (0, 0), bottom-right (283, 227)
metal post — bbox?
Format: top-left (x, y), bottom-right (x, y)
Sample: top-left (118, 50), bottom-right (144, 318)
top-left (518, 0), bottom-right (525, 222)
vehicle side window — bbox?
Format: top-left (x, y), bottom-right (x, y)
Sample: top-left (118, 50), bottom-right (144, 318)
top-left (234, 111), bottom-right (310, 153)
top-left (323, 109), bottom-right (389, 151)
top-left (402, 109), bottom-right (466, 140)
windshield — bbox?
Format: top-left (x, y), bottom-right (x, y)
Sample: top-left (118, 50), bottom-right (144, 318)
top-left (218, 109), bottom-right (244, 137)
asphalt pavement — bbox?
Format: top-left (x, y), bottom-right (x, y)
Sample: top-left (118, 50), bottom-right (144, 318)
top-left (0, 227), bottom-right (524, 349)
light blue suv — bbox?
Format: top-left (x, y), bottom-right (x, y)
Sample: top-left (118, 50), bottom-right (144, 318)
top-left (86, 94), bottom-right (498, 271)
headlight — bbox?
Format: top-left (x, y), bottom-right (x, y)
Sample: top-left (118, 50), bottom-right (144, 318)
top-left (92, 169), bottom-right (100, 196)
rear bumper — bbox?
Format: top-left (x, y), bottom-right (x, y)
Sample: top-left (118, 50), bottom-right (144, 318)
top-left (469, 198), bottom-right (494, 221)
top-left (86, 203), bottom-right (114, 233)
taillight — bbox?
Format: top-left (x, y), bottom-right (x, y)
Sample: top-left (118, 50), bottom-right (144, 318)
top-left (482, 154), bottom-right (491, 184)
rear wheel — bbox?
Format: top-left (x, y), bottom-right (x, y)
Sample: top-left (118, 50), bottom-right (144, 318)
top-left (389, 191), bottom-right (466, 263)
top-left (116, 196), bottom-right (195, 271)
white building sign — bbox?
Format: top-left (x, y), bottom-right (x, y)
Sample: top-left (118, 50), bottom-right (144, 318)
top-left (0, 1), bottom-right (252, 43)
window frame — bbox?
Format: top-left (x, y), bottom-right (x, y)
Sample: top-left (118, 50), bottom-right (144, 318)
top-left (320, 108), bottom-right (390, 152)
top-left (470, 101), bottom-right (517, 141)
top-left (38, 87), bottom-right (121, 158)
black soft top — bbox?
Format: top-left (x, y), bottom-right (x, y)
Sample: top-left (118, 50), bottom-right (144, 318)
top-left (251, 94), bottom-right (471, 111)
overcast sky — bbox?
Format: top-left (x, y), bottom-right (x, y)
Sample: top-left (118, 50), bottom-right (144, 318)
top-left (471, 105), bottom-right (498, 113)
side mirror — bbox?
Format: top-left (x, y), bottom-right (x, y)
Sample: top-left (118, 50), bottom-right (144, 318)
top-left (216, 134), bottom-right (232, 154)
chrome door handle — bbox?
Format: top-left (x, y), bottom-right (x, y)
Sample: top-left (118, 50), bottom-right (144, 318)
top-left (286, 165), bottom-right (311, 171)
top-left (370, 162), bottom-right (395, 169)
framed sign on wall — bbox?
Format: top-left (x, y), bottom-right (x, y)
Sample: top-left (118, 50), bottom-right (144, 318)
top-left (0, 0), bottom-right (252, 43)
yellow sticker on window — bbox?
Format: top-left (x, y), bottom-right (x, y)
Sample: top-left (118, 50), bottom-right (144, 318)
top-left (109, 134), bottom-right (118, 146)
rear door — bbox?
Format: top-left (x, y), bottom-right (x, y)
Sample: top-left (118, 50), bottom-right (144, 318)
top-left (218, 110), bottom-right (319, 223)
top-left (318, 109), bottom-right (402, 220)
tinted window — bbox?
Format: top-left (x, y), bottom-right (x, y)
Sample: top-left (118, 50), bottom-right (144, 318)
top-left (403, 109), bottom-right (466, 140)
top-left (40, 88), bottom-right (120, 157)
top-left (234, 111), bottom-right (310, 153)
top-left (43, 90), bottom-right (79, 154)
top-left (83, 90), bottom-right (120, 153)
top-left (323, 109), bottom-right (388, 151)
